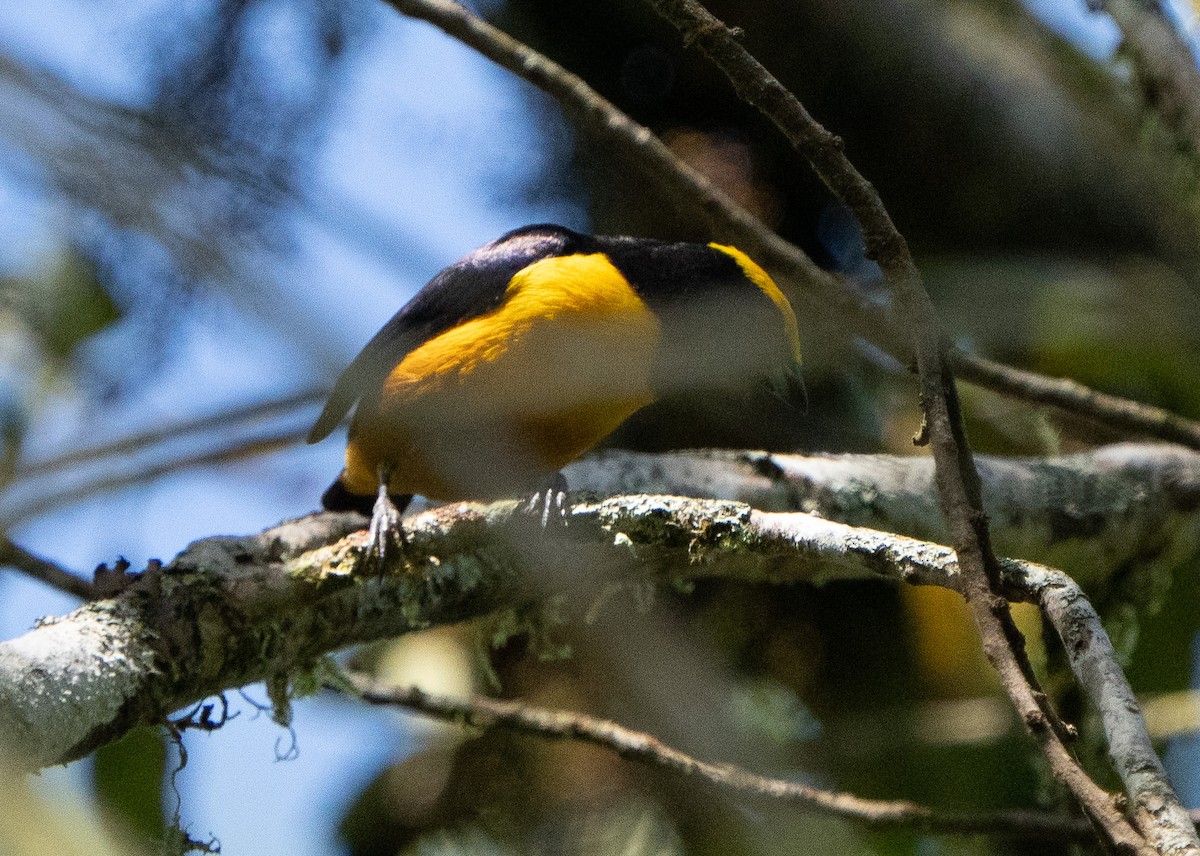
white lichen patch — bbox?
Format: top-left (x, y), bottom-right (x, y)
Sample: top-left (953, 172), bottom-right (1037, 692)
top-left (0, 601), bottom-right (154, 767)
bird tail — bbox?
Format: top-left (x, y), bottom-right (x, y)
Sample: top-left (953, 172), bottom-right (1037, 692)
top-left (320, 472), bottom-right (414, 517)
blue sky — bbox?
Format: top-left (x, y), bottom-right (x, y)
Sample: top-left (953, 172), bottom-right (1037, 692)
top-left (0, 2), bottom-right (580, 851)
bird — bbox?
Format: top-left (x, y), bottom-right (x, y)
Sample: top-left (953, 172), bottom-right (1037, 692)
top-left (308, 224), bottom-right (802, 561)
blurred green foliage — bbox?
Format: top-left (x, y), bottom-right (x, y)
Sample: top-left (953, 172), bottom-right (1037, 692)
top-left (2, 250), bottom-right (120, 362)
top-left (0, 248), bottom-right (120, 486)
top-left (93, 726), bottom-right (167, 845)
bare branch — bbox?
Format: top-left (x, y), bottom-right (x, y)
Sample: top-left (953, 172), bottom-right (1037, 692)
top-left (952, 352), bottom-right (1200, 449)
top-left (15, 388), bottom-right (326, 480)
top-left (642, 1), bottom-right (1171, 850)
top-left (1013, 562), bottom-right (1186, 852)
top-left (3, 388), bottom-right (327, 527)
top-left (1092, 0), bottom-right (1200, 157)
top-left (3, 428), bottom-right (311, 528)
top-left (0, 538), bottom-right (95, 600)
top-left (347, 674), bottom-right (1104, 841)
top-left (568, 442), bottom-right (1200, 582)
top-left (378, 0), bottom-right (840, 316)
top-left (10, 437), bottom-right (1191, 606)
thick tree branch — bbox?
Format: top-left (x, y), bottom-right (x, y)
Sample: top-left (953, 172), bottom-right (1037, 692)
top-left (8, 437), bottom-right (1190, 608)
top-left (570, 442), bottom-right (1200, 589)
top-left (643, 1), bottom-right (1175, 851)
top-left (349, 675), bottom-right (1106, 841)
top-left (0, 485), bottom-right (1177, 845)
top-left (381, 0), bottom-right (1200, 455)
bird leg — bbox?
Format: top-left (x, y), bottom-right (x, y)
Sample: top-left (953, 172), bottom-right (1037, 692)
top-left (365, 465), bottom-right (406, 573)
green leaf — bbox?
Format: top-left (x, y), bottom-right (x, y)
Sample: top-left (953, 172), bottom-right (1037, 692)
top-left (4, 250), bottom-right (120, 360)
top-left (92, 725), bottom-right (167, 843)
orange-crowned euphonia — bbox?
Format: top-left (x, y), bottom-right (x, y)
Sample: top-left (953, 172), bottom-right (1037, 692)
top-left (308, 224), bottom-right (802, 547)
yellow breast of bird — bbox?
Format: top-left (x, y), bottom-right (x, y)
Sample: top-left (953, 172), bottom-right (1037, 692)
top-left (345, 253), bottom-right (661, 501)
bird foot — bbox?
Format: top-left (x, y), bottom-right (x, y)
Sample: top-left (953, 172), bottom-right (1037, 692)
top-left (364, 479), bottom-right (406, 575)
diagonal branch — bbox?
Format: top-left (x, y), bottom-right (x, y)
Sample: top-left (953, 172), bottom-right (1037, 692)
top-left (3, 388), bottom-right (325, 527)
top-left (951, 352), bottom-right (1200, 448)
top-left (347, 674), bottom-right (1107, 842)
top-left (2, 428), bottom-right (311, 528)
top-left (1091, 0), bottom-right (1200, 158)
top-left (380, 0), bottom-right (1200, 452)
top-left (642, 2), bottom-right (1174, 852)
top-left (0, 537), bottom-right (95, 600)
top-left (13, 388), bottom-right (326, 481)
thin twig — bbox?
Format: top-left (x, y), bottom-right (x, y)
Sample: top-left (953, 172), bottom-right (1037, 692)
top-left (3, 428), bottom-right (310, 527)
top-left (0, 537), bottom-right (95, 599)
top-left (347, 674), bottom-right (1103, 841)
top-left (381, 0), bottom-right (1200, 453)
top-left (14, 387), bottom-right (327, 480)
top-left (952, 351), bottom-right (1200, 447)
top-left (5, 389), bottom-right (326, 525)
top-left (642, 2), bottom-right (1176, 852)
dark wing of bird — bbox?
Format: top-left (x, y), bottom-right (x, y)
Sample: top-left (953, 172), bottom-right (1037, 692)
top-left (307, 225), bottom-right (583, 443)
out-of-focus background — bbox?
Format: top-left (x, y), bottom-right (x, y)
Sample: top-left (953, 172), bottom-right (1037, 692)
top-left (4, 1), bottom-right (1200, 854)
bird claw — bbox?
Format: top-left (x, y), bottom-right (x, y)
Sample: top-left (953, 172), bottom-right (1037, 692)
top-left (363, 472), bottom-right (406, 575)
top-left (524, 472), bottom-right (570, 529)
